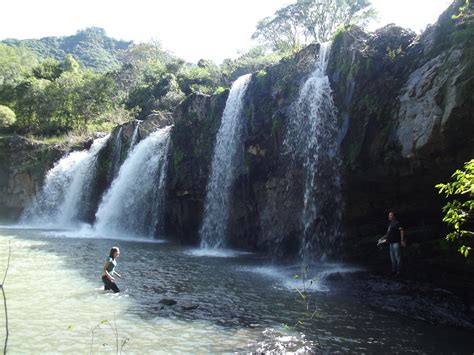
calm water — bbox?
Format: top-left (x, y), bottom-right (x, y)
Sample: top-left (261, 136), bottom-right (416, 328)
top-left (0, 227), bottom-right (472, 353)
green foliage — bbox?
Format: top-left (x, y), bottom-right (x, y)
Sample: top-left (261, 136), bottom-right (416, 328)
top-left (11, 56), bottom-right (116, 134)
top-left (436, 159), bottom-right (474, 257)
top-left (213, 86), bottom-right (226, 95)
top-left (0, 44), bottom-right (38, 85)
top-left (432, 0), bottom-right (474, 53)
top-left (32, 58), bottom-right (63, 80)
top-left (221, 46), bottom-right (283, 83)
top-left (252, 0), bottom-right (376, 52)
top-left (387, 45), bottom-right (403, 61)
top-left (2, 27), bottom-right (132, 72)
top-left (291, 266), bottom-right (320, 331)
top-left (0, 105), bottom-right (16, 128)
top-left (452, 0), bottom-right (471, 19)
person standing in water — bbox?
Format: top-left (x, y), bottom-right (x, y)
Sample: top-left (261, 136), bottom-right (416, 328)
top-left (102, 246), bottom-right (121, 293)
top-left (378, 211), bottom-right (406, 276)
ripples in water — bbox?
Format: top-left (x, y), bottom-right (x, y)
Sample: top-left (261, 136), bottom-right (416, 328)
top-left (1, 226), bottom-right (473, 353)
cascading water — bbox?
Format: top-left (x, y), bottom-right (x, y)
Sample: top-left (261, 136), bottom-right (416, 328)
top-left (199, 74), bottom-right (252, 248)
top-left (284, 43), bottom-right (343, 261)
top-left (20, 135), bottom-right (110, 228)
top-left (129, 120), bottom-right (141, 152)
top-left (94, 126), bottom-right (172, 238)
top-left (110, 126), bottom-right (123, 179)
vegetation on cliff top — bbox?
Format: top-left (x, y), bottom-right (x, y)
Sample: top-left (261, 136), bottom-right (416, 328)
top-left (3, 0), bottom-right (468, 138)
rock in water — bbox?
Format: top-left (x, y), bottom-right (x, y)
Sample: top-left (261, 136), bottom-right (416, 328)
top-left (158, 298), bottom-right (177, 306)
top-left (182, 304), bottom-right (199, 311)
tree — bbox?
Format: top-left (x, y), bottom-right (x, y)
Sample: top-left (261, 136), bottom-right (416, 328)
top-left (32, 58), bottom-right (63, 80)
top-left (0, 105), bottom-right (16, 128)
top-left (253, 4), bottom-right (308, 53)
top-left (252, 0), bottom-right (376, 52)
top-left (74, 70), bottom-right (115, 128)
top-left (436, 159), bottom-right (474, 257)
top-left (0, 44), bottom-right (38, 85)
top-left (63, 54), bottom-right (81, 73)
top-left (14, 77), bottom-right (51, 132)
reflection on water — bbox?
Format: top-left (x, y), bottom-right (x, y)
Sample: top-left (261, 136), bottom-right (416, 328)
top-left (0, 227), bottom-right (473, 353)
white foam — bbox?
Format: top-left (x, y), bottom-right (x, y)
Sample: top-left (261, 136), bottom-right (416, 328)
top-left (185, 247), bottom-right (252, 258)
top-left (239, 263), bottom-right (362, 292)
top-left (41, 225), bottom-right (168, 243)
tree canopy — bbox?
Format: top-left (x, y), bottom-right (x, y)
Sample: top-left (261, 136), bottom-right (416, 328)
top-left (252, 0), bottom-right (376, 52)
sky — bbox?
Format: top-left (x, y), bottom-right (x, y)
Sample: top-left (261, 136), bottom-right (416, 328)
top-left (1, 0), bottom-right (452, 64)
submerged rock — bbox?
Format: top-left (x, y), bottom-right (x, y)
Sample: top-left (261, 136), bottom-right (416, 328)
top-left (181, 304), bottom-right (199, 311)
top-left (159, 298), bottom-right (177, 306)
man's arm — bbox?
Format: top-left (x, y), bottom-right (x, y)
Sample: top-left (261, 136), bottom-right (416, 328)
top-left (377, 234), bottom-right (387, 245)
top-left (400, 227), bottom-right (406, 247)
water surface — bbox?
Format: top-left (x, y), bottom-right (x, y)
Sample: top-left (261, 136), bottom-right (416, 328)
top-left (0, 227), bottom-right (472, 353)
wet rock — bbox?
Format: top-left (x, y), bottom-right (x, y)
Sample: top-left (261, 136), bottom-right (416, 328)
top-left (181, 304), bottom-right (199, 311)
top-left (331, 272), bottom-right (474, 330)
top-left (159, 298), bottom-right (177, 306)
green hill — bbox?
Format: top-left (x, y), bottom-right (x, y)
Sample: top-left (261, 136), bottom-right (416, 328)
top-left (2, 27), bottom-right (132, 72)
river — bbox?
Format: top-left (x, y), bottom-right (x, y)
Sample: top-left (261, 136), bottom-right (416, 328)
top-left (0, 226), bottom-right (472, 353)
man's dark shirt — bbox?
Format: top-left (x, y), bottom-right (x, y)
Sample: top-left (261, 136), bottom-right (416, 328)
top-left (386, 220), bottom-right (402, 244)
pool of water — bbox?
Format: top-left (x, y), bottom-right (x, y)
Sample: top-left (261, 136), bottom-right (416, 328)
top-left (0, 226), bottom-right (472, 353)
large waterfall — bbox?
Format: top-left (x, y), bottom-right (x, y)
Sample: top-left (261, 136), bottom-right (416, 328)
top-left (284, 43), bottom-right (343, 261)
top-left (20, 134), bottom-right (110, 228)
top-left (199, 74), bottom-right (252, 248)
top-left (94, 126), bottom-right (171, 238)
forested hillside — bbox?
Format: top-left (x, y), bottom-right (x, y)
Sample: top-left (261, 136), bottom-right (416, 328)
top-left (2, 27), bottom-right (132, 72)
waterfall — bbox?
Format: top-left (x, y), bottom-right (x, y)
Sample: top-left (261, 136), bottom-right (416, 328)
top-left (94, 126), bottom-right (172, 238)
top-left (284, 43), bottom-right (343, 261)
top-left (199, 74), bottom-right (252, 248)
top-left (20, 134), bottom-right (110, 228)
top-left (129, 120), bottom-right (141, 153)
top-left (110, 126), bottom-right (123, 179)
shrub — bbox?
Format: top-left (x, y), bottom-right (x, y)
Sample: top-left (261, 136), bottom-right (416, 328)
top-left (0, 105), bottom-right (16, 128)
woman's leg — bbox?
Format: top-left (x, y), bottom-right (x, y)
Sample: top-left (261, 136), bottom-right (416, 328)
top-left (102, 275), bottom-right (120, 292)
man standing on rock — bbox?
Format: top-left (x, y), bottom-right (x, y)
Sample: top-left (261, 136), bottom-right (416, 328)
top-left (378, 211), bottom-right (406, 276)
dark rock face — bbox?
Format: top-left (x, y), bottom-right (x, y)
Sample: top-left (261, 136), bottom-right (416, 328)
top-left (165, 44), bottom-right (321, 253)
top-left (165, 2), bottom-right (474, 279)
top-left (164, 93), bottom-right (229, 244)
top-left (326, 1), bottom-right (474, 261)
top-left (323, 1), bottom-right (474, 300)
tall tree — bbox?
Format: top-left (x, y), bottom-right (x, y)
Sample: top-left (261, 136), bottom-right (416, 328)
top-left (252, 0), bottom-right (376, 52)
top-left (0, 44), bottom-right (38, 85)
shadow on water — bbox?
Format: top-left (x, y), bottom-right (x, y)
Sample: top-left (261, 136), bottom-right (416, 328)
top-left (2, 226), bottom-right (474, 353)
